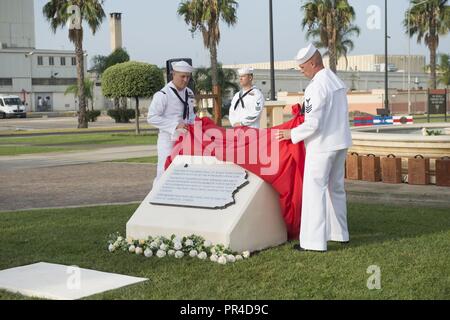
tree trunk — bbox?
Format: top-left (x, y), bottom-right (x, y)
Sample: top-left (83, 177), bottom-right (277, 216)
top-left (429, 13), bottom-right (437, 89)
top-left (75, 34), bottom-right (88, 128)
top-left (210, 43), bottom-right (221, 125)
top-left (327, 12), bottom-right (337, 73)
top-left (135, 97), bottom-right (140, 135)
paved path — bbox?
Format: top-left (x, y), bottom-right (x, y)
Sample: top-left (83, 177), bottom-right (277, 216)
top-left (0, 162), bottom-right (155, 211)
top-left (0, 145), bottom-right (157, 170)
top-left (1, 143), bottom-right (449, 211)
top-left (0, 116), bottom-right (152, 132)
top-left (1, 160), bottom-right (449, 212)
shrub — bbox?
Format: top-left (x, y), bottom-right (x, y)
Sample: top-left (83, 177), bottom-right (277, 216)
top-left (87, 110), bottom-right (101, 122)
top-left (107, 109), bottom-right (136, 123)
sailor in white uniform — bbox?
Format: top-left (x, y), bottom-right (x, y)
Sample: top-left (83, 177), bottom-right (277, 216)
top-left (229, 67), bottom-right (265, 128)
top-left (147, 61), bottom-right (196, 183)
top-left (276, 44), bottom-right (352, 252)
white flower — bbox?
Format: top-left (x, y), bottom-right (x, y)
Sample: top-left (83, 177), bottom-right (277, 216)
top-left (203, 240), bottom-right (212, 248)
top-left (108, 244), bottom-right (115, 252)
top-left (173, 236), bottom-right (183, 243)
top-left (210, 247), bottom-right (216, 254)
top-left (197, 251), bottom-right (207, 260)
top-left (422, 127), bottom-right (428, 136)
top-left (175, 250), bottom-right (184, 258)
top-left (210, 254), bottom-right (218, 262)
top-left (156, 250), bottom-right (166, 258)
top-left (127, 237), bottom-right (134, 245)
top-left (185, 239), bottom-right (194, 247)
top-left (117, 236), bottom-right (123, 242)
top-left (173, 242), bottom-right (183, 250)
top-left (150, 241), bottom-right (159, 249)
top-left (168, 249), bottom-right (175, 256)
top-left (242, 251), bottom-right (250, 259)
top-left (159, 243), bottom-right (168, 251)
top-left (217, 256), bottom-right (227, 265)
top-left (189, 249), bottom-right (198, 257)
top-left (235, 255), bottom-right (243, 261)
top-left (128, 245), bottom-right (136, 253)
top-left (144, 248), bottom-right (153, 257)
top-left (226, 254), bottom-right (236, 263)
top-left (135, 247), bottom-right (143, 255)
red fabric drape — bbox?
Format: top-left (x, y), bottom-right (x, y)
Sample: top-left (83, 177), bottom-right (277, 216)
top-left (165, 105), bottom-right (306, 240)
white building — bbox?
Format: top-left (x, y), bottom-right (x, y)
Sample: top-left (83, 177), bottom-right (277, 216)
top-left (0, 0), bottom-right (85, 112)
top-left (223, 54), bottom-right (426, 73)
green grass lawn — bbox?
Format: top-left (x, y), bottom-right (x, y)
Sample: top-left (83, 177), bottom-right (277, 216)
top-left (0, 133), bottom-right (157, 156)
top-left (111, 156), bottom-right (158, 164)
top-left (0, 202), bottom-right (449, 300)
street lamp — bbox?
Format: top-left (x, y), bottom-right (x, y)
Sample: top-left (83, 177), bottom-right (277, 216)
top-left (384, 0), bottom-right (388, 113)
top-left (407, 0), bottom-right (428, 114)
top-left (269, 0), bottom-right (276, 101)
top-left (24, 50), bottom-right (35, 111)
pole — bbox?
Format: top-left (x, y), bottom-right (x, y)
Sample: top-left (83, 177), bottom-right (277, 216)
top-left (384, 0), bottom-right (389, 114)
top-left (269, 0), bottom-right (276, 101)
top-left (407, 5), bottom-right (411, 115)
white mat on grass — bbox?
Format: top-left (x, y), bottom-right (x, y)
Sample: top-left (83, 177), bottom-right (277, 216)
top-left (0, 262), bottom-right (147, 300)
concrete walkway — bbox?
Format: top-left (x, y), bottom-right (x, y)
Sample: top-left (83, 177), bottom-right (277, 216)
top-left (0, 145), bottom-right (157, 170)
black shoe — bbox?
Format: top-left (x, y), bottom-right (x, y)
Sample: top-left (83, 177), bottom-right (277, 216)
top-left (329, 240), bottom-right (350, 245)
top-left (293, 244), bottom-right (326, 252)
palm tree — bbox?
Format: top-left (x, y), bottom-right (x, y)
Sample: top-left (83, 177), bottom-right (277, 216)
top-left (178, 0), bottom-right (238, 124)
top-left (64, 79), bottom-right (95, 110)
top-left (193, 63), bottom-right (239, 97)
top-left (43, 0), bottom-right (105, 128)
top-left (193, 63), bottom-right (239, 117)
top-left (90, 48), bottom-right (130, 113)
top-left (301, 0), bottom-right (359, 73)
top-left (307, 24), bottom-right (360, 71)
top-left (404, 0), bottom-right (450, 89)
top-left (437, 53), bottom-right (450, 88)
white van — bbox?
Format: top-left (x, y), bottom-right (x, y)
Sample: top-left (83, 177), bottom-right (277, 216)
top-left (0, 95), bottom-right (27, 118)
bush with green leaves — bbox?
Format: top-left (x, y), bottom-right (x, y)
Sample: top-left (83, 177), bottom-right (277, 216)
top-left (107, 109), bottom-right (135, 123)
top-left (87, 110), bottom-right (101, 122)
top-left (102, 61), bottom-right (164, 134)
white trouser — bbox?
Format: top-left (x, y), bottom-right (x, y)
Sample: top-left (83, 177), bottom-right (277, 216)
top-left (299, 148), bottom-right (349, 251)
top-left (154, 132), bottom-right (174, 186)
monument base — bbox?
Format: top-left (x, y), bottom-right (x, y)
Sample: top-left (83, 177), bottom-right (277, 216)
top-left (126, 156), bottom-right (287, 253)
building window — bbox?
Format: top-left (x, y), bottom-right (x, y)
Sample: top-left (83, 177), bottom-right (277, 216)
top-left (37, 56), bottom-right (43, 65)
top-left (49, 56), bottom-right (54, 65)
top-left (32, 78), bottom-right (77, 86)
top-left (60, 57), bottom-right (66, 66)
top-left (0, 78), bottom-right (13, 86)
top-left (71, 57), bottom-right (76, 65)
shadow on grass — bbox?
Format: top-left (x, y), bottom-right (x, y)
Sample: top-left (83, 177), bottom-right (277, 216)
top-left (334, 202), bottom-right (450, 250)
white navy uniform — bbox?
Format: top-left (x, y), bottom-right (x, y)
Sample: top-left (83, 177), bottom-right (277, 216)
top-left (291, 64), bottom-right (352, 251)
top-left (147, 81), bottom-right (196, 182)
top-left (229, 86), bottom-right (265, 128)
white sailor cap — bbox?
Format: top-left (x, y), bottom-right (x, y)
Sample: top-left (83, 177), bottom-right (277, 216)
top-left (238, 67), bottom-right (254, 76)
top-left (171, 61), bottom-right (194, 73)
top-left (294, 43), bottom-right (318, 65)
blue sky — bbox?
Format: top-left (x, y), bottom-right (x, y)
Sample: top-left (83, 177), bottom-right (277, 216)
top-left (34, 0), bottom-right (450, 68)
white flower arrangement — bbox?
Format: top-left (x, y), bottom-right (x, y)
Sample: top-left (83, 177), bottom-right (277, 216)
top-left (144, 248), bottom-right (153, 257)
top-left (156, 249), bottom-right (166, 258)
top-left (106, 232), bottom-right (251, 265)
